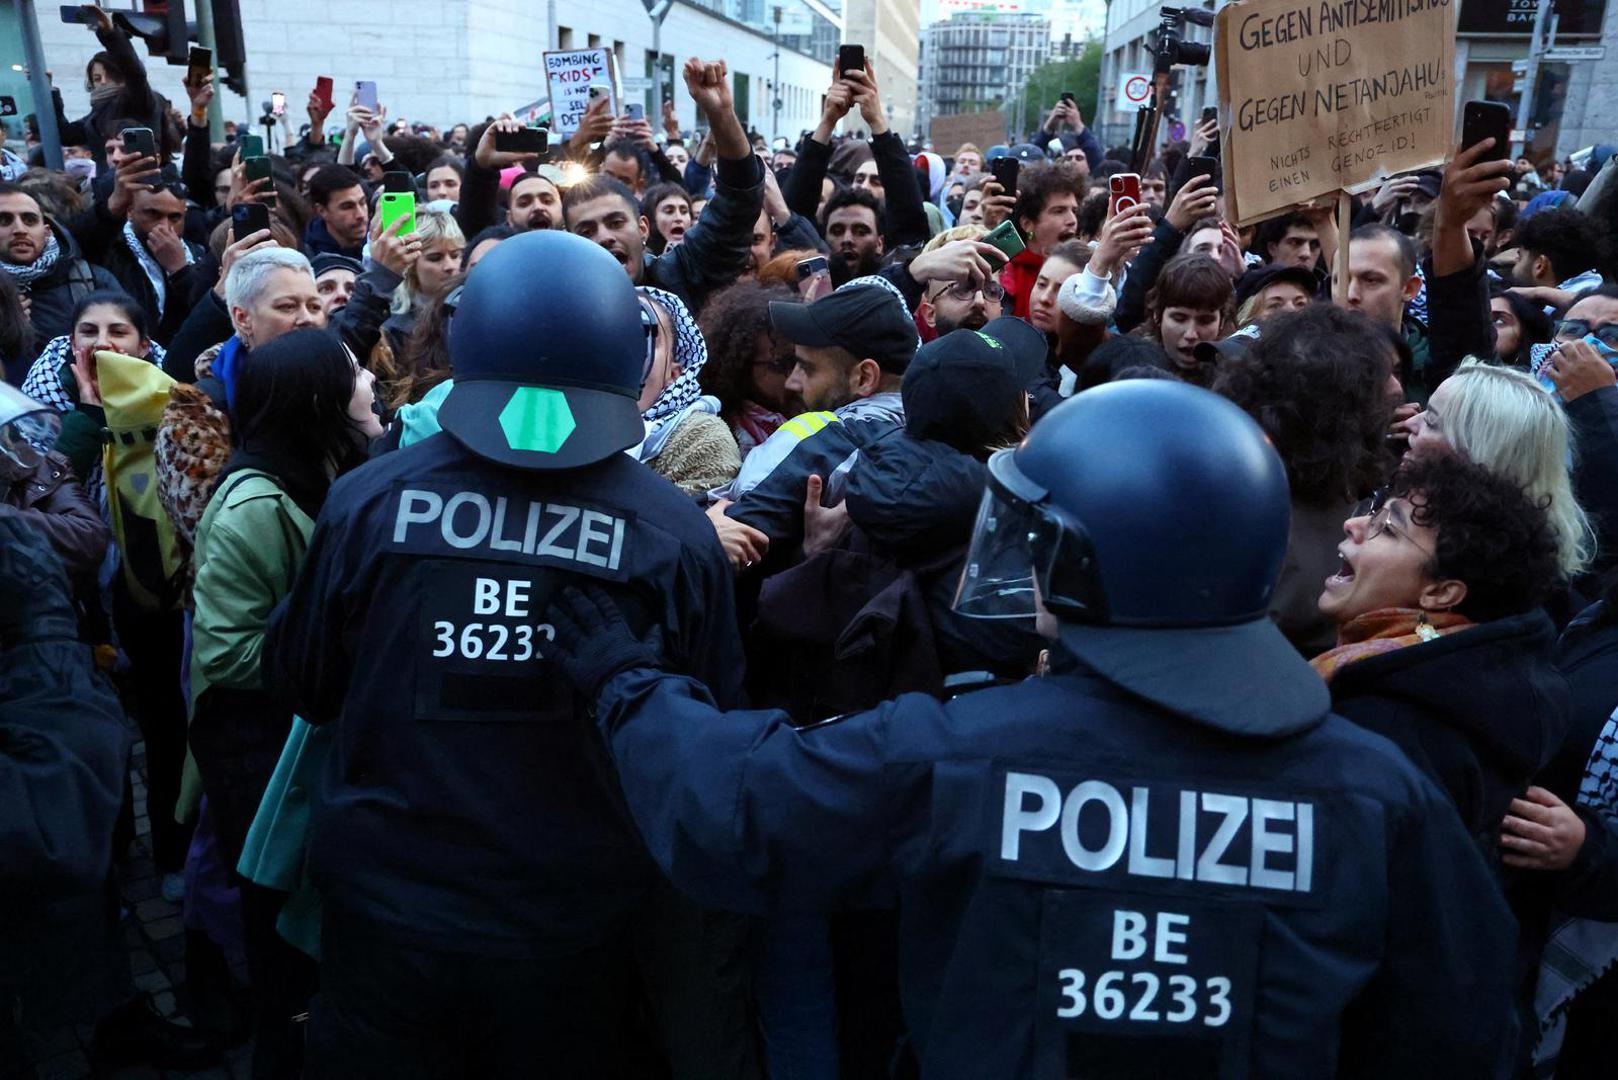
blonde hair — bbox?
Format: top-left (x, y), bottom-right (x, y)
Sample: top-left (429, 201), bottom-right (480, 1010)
top-left (1439, 359), bottom-right (1594, 576)
top-left (392, 208), bottom-right (466, 313)
top-left (922, 223), bottom-right (988, 252)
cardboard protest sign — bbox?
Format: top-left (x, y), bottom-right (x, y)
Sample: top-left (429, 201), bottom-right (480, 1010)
top-left (930, 110), bottom-right (1007, 156)
top-left (545, 48), bottom-right (618, 138)
top-left (1215, 0), bottom-right (1457, 225)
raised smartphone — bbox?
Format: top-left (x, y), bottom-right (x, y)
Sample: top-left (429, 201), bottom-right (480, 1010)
top-left (1110, 172), bottom-right (1143, 213)
top-left (990, 156), bottom-right (1019, 196)
top-left (982, 219), bottom-right (1026, 261)
top-left (379, 191), bottom-right (417, 236)
top-left (1461, 100), bottom-right (1512, 163)
top-left (838, 44), bottom-right (865, 77)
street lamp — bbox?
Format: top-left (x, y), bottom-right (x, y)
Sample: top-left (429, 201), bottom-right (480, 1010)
top-left (644, 0), bottom-right (674, 130)
top-left (772, 6), bottom-right (783, 144)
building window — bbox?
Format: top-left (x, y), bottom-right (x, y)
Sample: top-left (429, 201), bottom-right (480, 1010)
top-left (558, 25), bottom-right (573, 49)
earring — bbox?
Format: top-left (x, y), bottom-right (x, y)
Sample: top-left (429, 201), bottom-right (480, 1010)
top-left (1415, 610), bottom-right (1441, 643)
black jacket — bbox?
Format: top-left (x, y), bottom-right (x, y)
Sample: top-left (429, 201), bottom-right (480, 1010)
top-left (52, 24), bottom-right (165, 170)
top-left (1566, 386), bottom-right (1618, 579)
top-left (20, 221), bottom-right (121, 355)
top-left (845, 430), bottom-right (1043, 680)
top-left (784, 131), bottom-right (930, 249)
top-left (640, 153), bottom-right (766, 313)
top-left (263, 433), bottom-right (746, 956)
top-left (1331, 610), bottom-right (1570, 847)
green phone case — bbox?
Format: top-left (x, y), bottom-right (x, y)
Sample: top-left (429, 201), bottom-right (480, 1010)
top-left (240, 134), bottom-right (264, 158)
top-left (983, 220), bottom-right (1026, 262)
top-left (379, 192), bottom-right (416, 236)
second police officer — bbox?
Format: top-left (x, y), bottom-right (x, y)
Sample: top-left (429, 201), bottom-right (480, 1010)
top-left (263, 231), bottom-right (749, 1076)
top-left (545, 380), bottom-right (1521, 1078)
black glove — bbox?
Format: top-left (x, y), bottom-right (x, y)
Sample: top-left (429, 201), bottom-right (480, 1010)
top-left (545, 584), bottom-right (664, 700)
top-left (0, 511), bottom-right (79, 646)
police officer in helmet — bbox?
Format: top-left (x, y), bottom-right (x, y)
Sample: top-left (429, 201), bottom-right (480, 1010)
top-left (546, 381), bottom-right (1519, 1078)
top-left (264, 231), bottom-right (749, 1077)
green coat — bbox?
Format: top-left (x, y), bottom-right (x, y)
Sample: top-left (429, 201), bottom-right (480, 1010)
top-left (190, 469), bottom-right (315, 707)
top-left (176, 470), bottom-right (314, 823)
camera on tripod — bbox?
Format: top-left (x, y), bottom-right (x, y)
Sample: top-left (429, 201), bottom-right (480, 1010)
top-left (1153, 5), bottom-right (1215, 72)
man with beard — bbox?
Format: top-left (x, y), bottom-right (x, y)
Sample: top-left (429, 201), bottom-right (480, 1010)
top-left (819, 188), bottom-right (885, 286)
top-left (910, 238), bottom-right (1010, 335)
top-left (506, 172), bottom-right (563, 233)
top-left (561, 58), bottom-right (764, 313)
top-left (0, 184), bottom-right (120, 351)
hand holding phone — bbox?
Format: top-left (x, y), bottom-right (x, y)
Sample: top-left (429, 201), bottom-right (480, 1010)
top-left (314, 76), bottom-right (335, 113)
top-left (355, 80), bottom-right (379, 113)
top-left (626, 103), bottom-right (645, 123)
top-left (493, 125), bottom-right (549, 155)
top-left (838, 44), bottom-right (865, 78)
top-left (379, 192), bottom-right (417, 237)
top-left (243, 155), bottom-right (277, 206)
top-left (982, 220), bottom-right (1026, 262)
top-left (187, 45), bottom-right (212, 87)
top-left (1461, 100), bottom-right (1512, 163)
top-left (239, 133), bottom-right (264, 158)
top-left (1110, 172), bottom-right (1143, 214)
top-left (796, 255), bottom-right (831, 300)
top-left (990, 157), bottom-right (1020, 197)
top-left (232, 203), bottom-right (271, 242)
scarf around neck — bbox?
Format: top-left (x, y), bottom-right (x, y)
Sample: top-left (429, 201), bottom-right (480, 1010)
top-left (2, 229), bottom-right (61, 287)
top-left (1309, 608), bottom-right (1474, 683)
top-left (123, 219), bottom-right (191, 318)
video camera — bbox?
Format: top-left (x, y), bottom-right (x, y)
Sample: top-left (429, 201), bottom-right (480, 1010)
top-left (1152, 6), bottom-right (1214, 73)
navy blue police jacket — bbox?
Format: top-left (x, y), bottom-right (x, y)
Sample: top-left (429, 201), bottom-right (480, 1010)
top-left (262, 433), bottom-right (746, 958)
top-left (589, 647), bottom-right (1519, 1078)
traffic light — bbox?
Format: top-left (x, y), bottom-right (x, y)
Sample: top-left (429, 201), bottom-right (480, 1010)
top-left (113, 1), bottom-right (192, 64)
top-left (212, 0), bottom-right (248, 96)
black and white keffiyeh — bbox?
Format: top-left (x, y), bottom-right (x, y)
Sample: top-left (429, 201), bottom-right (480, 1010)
top-left (123, 219), bottom-right (192, 319)
top-left (1, 229), bottom-right (62, 289)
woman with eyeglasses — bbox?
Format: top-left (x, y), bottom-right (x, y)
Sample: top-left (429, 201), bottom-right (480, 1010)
top-left (1312, 454), bottom-right (1567, 844)
top-left (697, 279), bottom-right (800, 459)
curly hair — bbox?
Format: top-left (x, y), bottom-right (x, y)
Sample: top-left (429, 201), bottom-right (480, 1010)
top-left (1213, 304), bottom-right (1395, 508)
top-left (1393, 453), bottom-right (1562, 622)
top-left (1516, 206), bottom-right (1610, 284)
top-left (1012, 160), bottom-right (1087, 232)
top-left (697, 280), bottom-right (797, 416)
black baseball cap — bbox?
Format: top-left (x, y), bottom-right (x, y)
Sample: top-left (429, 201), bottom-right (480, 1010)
top-left (769, 284), bottom-right (918, 375)
top-left (981, 315), bottom-right (1048, 387)
top-left (902, 328), bottom-right (1025, 453)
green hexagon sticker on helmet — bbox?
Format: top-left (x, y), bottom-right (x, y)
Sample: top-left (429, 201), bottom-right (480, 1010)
top-left (498, 387), bottom-right (576, 454)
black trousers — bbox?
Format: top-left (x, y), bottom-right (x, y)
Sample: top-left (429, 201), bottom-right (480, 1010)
top-left (306, 912), bottom-right (639, 1080)
top-left (110, 588), bottom-right (193, 872)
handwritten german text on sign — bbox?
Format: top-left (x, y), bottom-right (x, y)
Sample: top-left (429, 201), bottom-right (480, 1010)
top-left (545, 49), bottom-right (617, 138)
top-left (1215, 0), bottom-right (1457, 224)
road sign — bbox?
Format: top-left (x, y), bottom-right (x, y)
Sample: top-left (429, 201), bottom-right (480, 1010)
top-left (621, 75), bottom-right (653, 93)
top-left (1544, 46), bottom-right (1606, 61)
top-left (1115, 71), bottom-right (1152, 112)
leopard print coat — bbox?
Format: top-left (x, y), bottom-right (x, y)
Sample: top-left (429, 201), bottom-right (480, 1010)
top-left (153, 342), bottom-right (232, 599)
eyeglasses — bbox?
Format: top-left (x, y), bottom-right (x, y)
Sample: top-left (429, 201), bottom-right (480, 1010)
top-left (1356, 488), bottom-right (1434, 557)
top-left (1553, 319), bottom-right (1618, 348)
top-left (929, 279), bottom-right (1006, 303)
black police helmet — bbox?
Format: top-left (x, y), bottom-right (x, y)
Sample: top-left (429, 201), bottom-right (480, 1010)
top-left (956, 380), bottom-right (1328, 734)
top-left (440, 230), bottom-right (647, 470)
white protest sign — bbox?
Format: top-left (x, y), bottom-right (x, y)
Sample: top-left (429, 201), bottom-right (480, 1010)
top-left (1115, 72), bottom-right (1152, 112)
top-left (545, 49), bottom-right (618, 137)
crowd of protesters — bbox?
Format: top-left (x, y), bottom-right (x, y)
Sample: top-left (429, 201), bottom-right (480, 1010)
top-left (5, 4), bottom-right (1618, 1078)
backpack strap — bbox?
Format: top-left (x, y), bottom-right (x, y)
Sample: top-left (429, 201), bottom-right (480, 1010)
top-left (67, 257), bottom-right (98, 304)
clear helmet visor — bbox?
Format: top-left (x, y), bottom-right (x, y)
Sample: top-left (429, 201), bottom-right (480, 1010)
top-left (0, 383), bottom-right (59, 477)
top-left (952, 466), bottom-right (1043, 621)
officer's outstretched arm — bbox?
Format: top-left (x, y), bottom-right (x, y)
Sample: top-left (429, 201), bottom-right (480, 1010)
top-left (547, 585), bottom-right (926, 914)
top-left (1336, 780), bottom-right (1520, 1078)
top-left (597, 666), bottom-right (925, 914)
